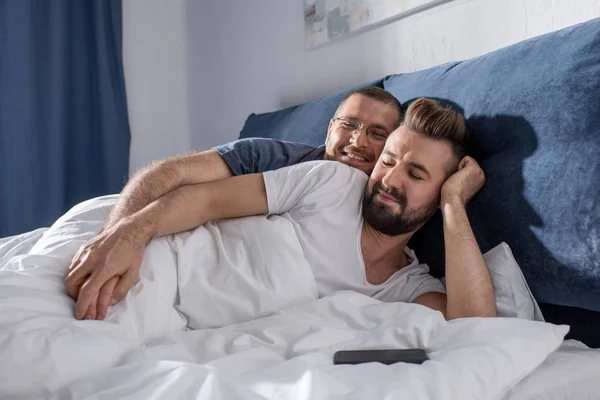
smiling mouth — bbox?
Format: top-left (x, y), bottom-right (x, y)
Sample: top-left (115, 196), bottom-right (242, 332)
top-left (342, 151), bottom-right (369, 163)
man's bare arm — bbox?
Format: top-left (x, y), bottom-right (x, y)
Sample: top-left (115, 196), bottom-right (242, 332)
top-left (131, 173), bottom-right (268, 242)
top-left (413, 292), bottom-right (448, 319)
top-left (441, 196), bottom-right (496, 319)
top-left (104, 150), bottom-right (233, 229)
top-left (413, 156), bottom-right (496, 320)
top-left (441, 156), bottom-right (495, 319)
top-left (64, 150), bottom-right (233, 320)
top-left (66, 173), bottom-right (268, 320)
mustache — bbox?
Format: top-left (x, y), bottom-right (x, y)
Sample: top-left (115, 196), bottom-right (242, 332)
top-left (372, 181), bottom-right (407, 209)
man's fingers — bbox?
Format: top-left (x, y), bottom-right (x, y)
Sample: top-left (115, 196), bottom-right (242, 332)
top-left (64, 250), bottom-right (99, 298)
top-left (97, 276), bottom-right (119, 320)
top-left (74, 270), bottom-right (111, 320)
top-left (458, 156), bottom-right (471, 170)
top-left (69, 246), bottom-right (85, 269)
top-left (65, 276), bottom-right (82, 300)
top-left (111, 268), bottom-right (140, 304)
top-left (74, 282), bottom-right (92, 320)
top-left (64, 262), bottom-right (90, 300)
top-left (87, 296), bottom-right (98, 320)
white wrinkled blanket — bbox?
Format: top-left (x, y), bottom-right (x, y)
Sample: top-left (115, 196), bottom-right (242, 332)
top-left (0, 196), bottom-right (571, 400)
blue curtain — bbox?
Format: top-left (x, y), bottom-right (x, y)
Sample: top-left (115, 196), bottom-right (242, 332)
top-left (0, 0), bottom-right (130, 237)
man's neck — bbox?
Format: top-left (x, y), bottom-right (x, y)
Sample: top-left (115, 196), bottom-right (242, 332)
top-left (360, 221), bottom-right (412, 285)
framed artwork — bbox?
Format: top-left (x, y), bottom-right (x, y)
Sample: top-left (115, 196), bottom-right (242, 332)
top-left (304, 0), bottom-right (453, 48)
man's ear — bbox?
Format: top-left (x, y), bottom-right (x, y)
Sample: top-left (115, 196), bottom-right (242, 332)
top-left (444, 155), bottom-right (462, 179)
top-left (325, 119), bottom-right (334, 145)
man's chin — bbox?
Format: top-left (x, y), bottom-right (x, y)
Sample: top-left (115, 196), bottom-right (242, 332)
top-left (373, 196), bottom-right (403, 214)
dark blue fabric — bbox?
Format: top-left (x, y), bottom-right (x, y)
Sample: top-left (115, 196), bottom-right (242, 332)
top-left (383, 18), bottom-right (600, 313)
top-left (0, 0), bottom-right (130, 236)
top-left (238, 80), bottom-right (384, 146)
top-left (539, 303), bottom-right (600, 348)
top-left (214, 138), bottom-right (325, 176)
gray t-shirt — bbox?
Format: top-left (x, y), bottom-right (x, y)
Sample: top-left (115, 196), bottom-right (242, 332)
top-left (214, 138), bottom-right (326, 175)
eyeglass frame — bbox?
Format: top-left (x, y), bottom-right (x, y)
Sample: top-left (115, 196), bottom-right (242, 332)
top-left (331, 116), bottom-right (390, 142)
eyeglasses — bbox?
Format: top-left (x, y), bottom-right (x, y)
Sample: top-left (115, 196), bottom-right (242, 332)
top-left (333, 117), bottom-right (390, 142)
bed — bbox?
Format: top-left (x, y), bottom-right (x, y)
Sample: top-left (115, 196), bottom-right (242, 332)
top-left (2, 17), bottom-right (600, 400)
top-left (0, 197), bottom-right (599, 399)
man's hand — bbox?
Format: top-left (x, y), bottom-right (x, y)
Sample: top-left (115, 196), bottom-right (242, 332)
top-left (64, 172), bottom-right (268, 321)
top-left (439, 155), bottom-right (496, 319)
top-left (65, 218), bottom-right (149, 320)
top-left (441, 156), bottom-right (486, 207)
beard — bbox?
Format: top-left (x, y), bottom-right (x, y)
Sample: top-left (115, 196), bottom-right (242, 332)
top-left (362, 181), bottom-right (439, 236)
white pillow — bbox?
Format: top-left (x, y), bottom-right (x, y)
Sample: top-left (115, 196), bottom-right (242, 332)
top-left (439, 242), bottom-right (543, 321)
top-left (484, 242), bottom-right (544, 321)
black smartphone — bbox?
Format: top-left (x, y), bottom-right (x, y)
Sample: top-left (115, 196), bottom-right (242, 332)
top-left (333, 349), bottom-right (428, 365)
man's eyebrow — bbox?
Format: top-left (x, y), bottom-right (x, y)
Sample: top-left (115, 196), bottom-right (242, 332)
top-left (383, 150), bottom-right (397, 158)
top-left (341, 116), bottom-right (390, 132)
top-left (371, 123), bottom-right (391, 132)
top-left (408, 161), bottom-right (431, 178)
top-left (383, 150), bottom-right (431, 178)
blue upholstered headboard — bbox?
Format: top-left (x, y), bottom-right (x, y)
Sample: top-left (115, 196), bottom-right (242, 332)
top-left (240, 79), bottom-right (385, 146)
top-left (238, 18), bottom-right (600, 344)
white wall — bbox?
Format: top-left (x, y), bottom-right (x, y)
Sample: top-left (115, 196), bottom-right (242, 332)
top-left (186, 0), bottom-right (599, 151)
top-left (122, 0), bottom-right (192, 173)
top-left (124, 0), bottom-right (600, 171)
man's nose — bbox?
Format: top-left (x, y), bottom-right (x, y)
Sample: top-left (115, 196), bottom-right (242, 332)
top-left (381, 168), bottom-right (405, 193)
top-left (350, 128), bottom-right (369, 148)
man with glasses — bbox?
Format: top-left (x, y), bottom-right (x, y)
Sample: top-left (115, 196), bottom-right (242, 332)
top-left (213, 86), bottom-right (402, 178)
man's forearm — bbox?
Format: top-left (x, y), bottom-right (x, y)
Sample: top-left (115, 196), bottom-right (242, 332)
top-left (105, 150), bottom-right (233, 230)
top-left (442, 196), bottom-right (496, 319)
top-left (104, 161), bottom-right (179, 229)
top-left (128, 173), bottom-right (269, 243)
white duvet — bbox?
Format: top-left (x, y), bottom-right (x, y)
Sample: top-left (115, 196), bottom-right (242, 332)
top-left (0, 196), bottom-right (590, 400)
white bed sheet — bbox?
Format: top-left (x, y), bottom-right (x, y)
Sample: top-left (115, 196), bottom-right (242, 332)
top-left (1, 198), bottom-right (599, 400)
top-left (503, 340), bottom-right (600, 400)
top-left (47, 337), bottom-right (600, 400)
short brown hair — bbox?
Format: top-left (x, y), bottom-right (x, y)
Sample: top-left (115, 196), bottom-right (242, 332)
top-left (403, 97), bottom-right (469, 160)
top-left (335, 86), bottom-right (403, 127)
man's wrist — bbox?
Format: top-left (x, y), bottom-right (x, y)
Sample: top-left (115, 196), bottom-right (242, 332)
top-left (121, 214), bottom-right (155, 245)
top-left (440, 193), bottom-right (465, 211)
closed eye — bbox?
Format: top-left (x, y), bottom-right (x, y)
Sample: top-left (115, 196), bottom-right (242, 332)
top-left (409, 172), bottom-right (423, 181)
top-left (381, 160), bottom-right (393, 167)
top-left (369, 131), bottom-right (388, 141)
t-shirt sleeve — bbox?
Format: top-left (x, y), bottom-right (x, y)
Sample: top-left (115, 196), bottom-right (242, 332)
top-left (378, 261), bottom-right (447, 304)
top-left (263, 160), bottom-right (367, 215)
top-left (213, 138), bottom-right (324, 175)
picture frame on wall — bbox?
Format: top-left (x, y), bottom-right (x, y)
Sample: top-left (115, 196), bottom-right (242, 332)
top-left (304, 0), bottom-right (454, 49)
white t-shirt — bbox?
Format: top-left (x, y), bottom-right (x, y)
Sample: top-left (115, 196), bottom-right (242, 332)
top-left (262, 160), bottom-right (445, 303)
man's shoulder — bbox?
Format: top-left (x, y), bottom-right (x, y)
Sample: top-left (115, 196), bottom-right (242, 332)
top-left (213, 137), bottom-right (326, 175)
top-left (215, 137), bottom-right (323, 155)
top-left (289, 160), bottom-right (368, 182)
top-left (263, 160), bottom-right (367, 208)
